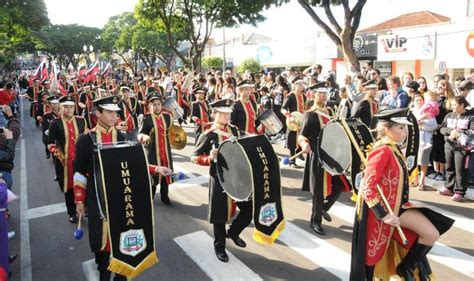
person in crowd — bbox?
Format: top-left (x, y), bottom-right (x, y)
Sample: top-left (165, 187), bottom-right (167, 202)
top-left (429, 79), bottom-right (455, 182)
top-left (337, 86), bottom-right (352, 119)
top-left (457, 80), bottom-right (474, 106)
top-left (380, 76), bottom-right (409, 109)
top-left (438, 95), bottom-right (474, 202)
top-left (0, 106), bottom-right (20, 191)
top-left (417, 76), bottom-right (429, 95)
top-left (453, 76), bottom-right (466, 95)
top-left (325, 74), bottom-right (340, 109)
top-left (350, 108), bottom-right (454, 281)
top-left (411, 92), bottom-right (439, 190)
top-left (402, 72), bottom-right (414, 90)
top-left (405, 80), bottom-right (420, 107)
top-left (368, 69), bottom-right (388, 91)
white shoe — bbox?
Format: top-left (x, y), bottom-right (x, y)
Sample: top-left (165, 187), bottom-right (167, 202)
top-left (8, 231), bottom-right (15, 240)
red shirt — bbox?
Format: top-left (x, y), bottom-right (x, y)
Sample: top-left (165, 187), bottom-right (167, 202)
top-left (0, 89), bottom-right (14, 105)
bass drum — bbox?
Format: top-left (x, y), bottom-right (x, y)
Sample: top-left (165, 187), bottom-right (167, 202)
top-left (216, 135), bottom-right (280, 201)
top-left (317, 118), bottom-right (373, 175)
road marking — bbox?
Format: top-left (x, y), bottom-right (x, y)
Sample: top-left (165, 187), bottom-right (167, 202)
top-left (278, 221), bottom-right (350, 280)
top-left (409, 199), bottom-right (474, 233)
top-left (171, 175), bottom-right (209, 190)
top-left (174, 230), bottom-right (262, 281)
top-left (173, 163), bottom-right (196, 178)
top-left (82, 259), bottom-right (99, 281)
top-left (327, 201), bottom-right (474, 279)
top-left (26, 202), bottom-right (66, 220)
top-left (20, 138), bottom-right (32, 281)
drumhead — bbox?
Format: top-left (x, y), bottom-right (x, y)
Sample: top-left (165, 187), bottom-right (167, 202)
top-left (216, 139), bottom-right (253, 201)
top-left (216, 135), bottom-right (279, 201)
top-left (318, 120), bottom-right (351, 175)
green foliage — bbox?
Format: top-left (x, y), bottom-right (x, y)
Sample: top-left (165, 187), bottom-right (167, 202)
top-left (236, 58), bottom-right (262, 74)
top-left (35, 24), bottom-right (102, 69)
top-left (201, 56), bottom-right (223, 69)
top-left (0, 0), bottom-right (49, 65)
top-left (135, 0), bottom-right (283, 70)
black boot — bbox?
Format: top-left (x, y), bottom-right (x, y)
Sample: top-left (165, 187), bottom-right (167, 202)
top-left (396, 243), bottom-right (432, 281)
top-left (418, 255), bottom-right (433, 281)
top-left (99, 270), bottom-right (112, 281)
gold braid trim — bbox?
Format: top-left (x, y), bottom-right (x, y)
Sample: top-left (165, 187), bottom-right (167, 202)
top-left (365, 197), bottom-right (381, 208)
top-left (100, 219), bottom-right (109, 251)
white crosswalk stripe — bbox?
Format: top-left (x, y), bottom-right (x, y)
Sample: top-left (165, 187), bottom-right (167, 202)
top-left (277, 221), bottom-right (350, 280)
top-left (174, 230), bottom-right (262, 281)
top-left (326, 201), bottom-right (474, 279)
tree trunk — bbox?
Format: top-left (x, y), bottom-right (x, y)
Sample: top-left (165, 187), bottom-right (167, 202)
top-left (341, 32), bottom-right (360, 73)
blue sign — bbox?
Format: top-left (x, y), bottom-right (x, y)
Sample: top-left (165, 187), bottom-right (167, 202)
top-left (256, 45), bottom-right (272, 63)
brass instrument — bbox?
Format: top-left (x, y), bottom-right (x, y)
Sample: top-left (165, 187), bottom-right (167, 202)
top-left (286, 111), bottom-right (303, 131)
top-left (168, 124), bottom-right (187, 150)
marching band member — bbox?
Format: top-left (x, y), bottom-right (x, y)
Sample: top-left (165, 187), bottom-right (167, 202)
top-left (118, 86), bottom-right (142, 136)
top-left (282, 76), bottom-right (306, 167)
top-left (26, 78), bottom-right (42, 127)
top-left (351, 80), bottom-right (379, 129)
top-left (48, 95), bottom-right (87, 223)
top-left (41, 96), bottom-right (60, 159)
top-left (298, 86), bottom-right (350, 236)
top-left (137, 92), bottom-right (174, 205)
top-left (231, 80), bottom-right (262, 134)
top-left (74, 95), bottom-right (169, 281)
top-left (79, 85), bottom-right (97, 129)
top-left (191, 99), bottom-right (251, 263)
top-left (191, 86), bottom-right (211, 143)
top-left (350, 108), bottom-right (454, 281)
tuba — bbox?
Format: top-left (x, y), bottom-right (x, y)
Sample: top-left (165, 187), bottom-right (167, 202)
top-left (286, 111), bottom-right (303, 131)
top-left (168, 124), bottom-right (187, 150)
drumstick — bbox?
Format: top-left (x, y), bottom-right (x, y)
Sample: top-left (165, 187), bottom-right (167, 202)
top-left (77, 213), bottom-right (82, 230)
top-left (339, 118), bottom-right (408, 245)
top-left (281, 150), bottom-right (305, 165)
top-left (288, 150), bottom-right (305, 161)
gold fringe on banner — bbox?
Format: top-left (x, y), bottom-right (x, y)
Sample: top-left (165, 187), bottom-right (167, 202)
top-left (253, 220), bottom-right (286, 246)
top-left (107, 251), bottom-right (159, 279)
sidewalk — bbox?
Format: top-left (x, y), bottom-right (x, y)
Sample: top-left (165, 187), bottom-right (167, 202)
top-left (424, 177), bottom-right (474, 200)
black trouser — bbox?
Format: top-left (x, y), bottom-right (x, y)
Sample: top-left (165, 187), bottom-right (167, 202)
top-left (94, 252), bottom-right (127, 281)
top-left (213, 200), bottom-right (253, 249)
top-left (65, 189), bottom-right (76, 217)
top-left (444, 146), bottom-right (468, 195)
top-left (152, 176), bottom-right (169, 199)
top-left (311, 184), bottom-right (343, 225)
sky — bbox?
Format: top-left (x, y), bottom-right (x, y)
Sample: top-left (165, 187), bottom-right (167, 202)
top-left (44, 0), bottom-right (469, 40)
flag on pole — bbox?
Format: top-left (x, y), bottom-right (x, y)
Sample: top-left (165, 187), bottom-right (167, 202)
top-left (85, 61), bottom-right (100, 84)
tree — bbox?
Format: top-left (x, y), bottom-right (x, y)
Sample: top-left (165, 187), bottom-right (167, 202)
top-left (0, 0), bottom-right (49, 67)
top-left (296, 0), bottom-right (367, 72)
top-left (136, 0), bottom-right (279, 71)
top-left (35, 24), bottom-right (102, 70)
top-left (101, 12), bottom-right (137, 71)
top-left (201, 56), bottom-right (223, 70)
top-left (236, 58), bottom-right (262, 74)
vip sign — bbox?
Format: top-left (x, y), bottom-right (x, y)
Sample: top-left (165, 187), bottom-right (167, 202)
top-left (382, 35), bottom-right (408, 53)
top-left (377, 32), bottom-right (436, 61)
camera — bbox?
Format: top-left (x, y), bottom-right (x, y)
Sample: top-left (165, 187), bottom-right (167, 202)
top-left (0, 105), bottom-right (3, 112)
top-left (0, 127), bottom-right (4, 134)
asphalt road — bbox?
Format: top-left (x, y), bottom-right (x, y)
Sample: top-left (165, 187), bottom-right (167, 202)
top-left (7, 99), bottom-right (474, 281)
